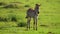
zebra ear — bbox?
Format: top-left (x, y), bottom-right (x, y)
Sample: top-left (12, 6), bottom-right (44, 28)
top-left (35, 4), bottom-right (41, 6)
top-left (38, 4), bottom-right (41, 6)
top-left (39, 4), bottom-right (41, 6)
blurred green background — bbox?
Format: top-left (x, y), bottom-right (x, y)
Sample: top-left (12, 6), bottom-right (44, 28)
top-left (0, 0), bottom-right (60, 34)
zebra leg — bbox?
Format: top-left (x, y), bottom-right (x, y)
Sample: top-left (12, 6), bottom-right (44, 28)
top-left (27, 17), bottom-right (31, 30)
top-left (35, 17), bottom-right (37, 30)
top-left (33, 18), bottom-right (35, 30)
top-left (33, 16), bottom-right (37, 30)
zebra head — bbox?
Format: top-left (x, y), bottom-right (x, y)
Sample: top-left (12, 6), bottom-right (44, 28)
top-left (35, 4), bottom-right (41, 14)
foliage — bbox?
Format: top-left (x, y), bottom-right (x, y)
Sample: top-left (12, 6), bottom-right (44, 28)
top-left (17, 22), bottom-right (27, 27)
top-left (0, 2), bottom-right (6, 6)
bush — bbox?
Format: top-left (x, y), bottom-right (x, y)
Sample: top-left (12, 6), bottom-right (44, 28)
top-left (0, 17), bottom-right (8, 22)
top-left (3, 18), bottom-right (8, 22)
top-left (17, 22), bottom-right (27, 27)
top-left (0, 15), bottom-right (17, 22)
top-left (24, 5), bottom-right (30, 7)
top-left (40, 24), bottom-right (48, 27)
top-left (7, 14), bottom-right (17, 22)
top-left (0, 2), bottom-right (6, 6)
top-left (11, 16), bottom-right (17, 22)
top-left (0, 17), bottom-right (3, 21)
top-left (3, 4), bottom-right (18, 8)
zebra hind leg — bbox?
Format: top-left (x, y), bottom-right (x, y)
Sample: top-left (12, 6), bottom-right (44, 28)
top-left (27, 17), bottom-right (31, 30)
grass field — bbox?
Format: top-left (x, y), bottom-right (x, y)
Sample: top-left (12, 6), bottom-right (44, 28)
top-left (0, 0), bottom-right (60, 34)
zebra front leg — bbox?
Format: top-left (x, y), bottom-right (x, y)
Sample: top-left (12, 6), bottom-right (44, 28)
top-left (27, 17), bottom-right (31, 30)
top-left (33, 18), bottom-right (35, 30)
top-left (35, 17), bottom-right (37, 30)
top-left (33, 17), bottom-right (37, 30)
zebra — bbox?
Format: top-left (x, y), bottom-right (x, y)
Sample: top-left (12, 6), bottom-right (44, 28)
top-left (26, 4), bottom-right (40, 30)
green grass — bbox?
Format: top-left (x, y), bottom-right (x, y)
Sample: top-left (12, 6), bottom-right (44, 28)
top-left (0, 0), bottom-right (60, 34)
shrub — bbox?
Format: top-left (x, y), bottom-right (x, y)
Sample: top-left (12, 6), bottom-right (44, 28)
top-left (3, 4), bottom-right (18, 8)
top-left (0, 17), bottom-right (2, 21)
top-left (40, 24), bottom-right (48, 27)
top-left (7, 14), bottom-right (17, 22)
top-left (0, 17), bottom-right (8, 22)
top-left (0, 2), bottom-right (6, 6)
top-left (17, 22), bottom-right (27, 27)
top-left (3, 18), bottom-right (8, 22)
top-left (24, 5), bottom-right (30, 7)
top-left (11, 16), bottom-right (17, 22)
